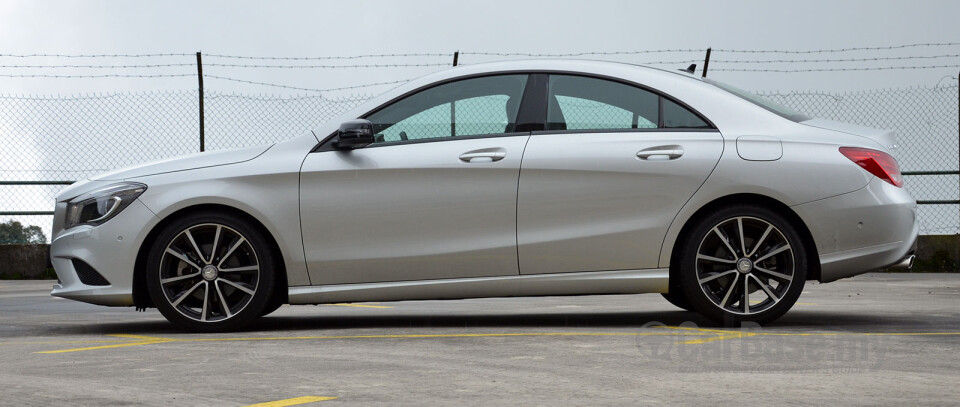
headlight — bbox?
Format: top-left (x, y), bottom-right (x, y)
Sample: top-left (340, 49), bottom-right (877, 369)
top-left (65, 182), bottom-right (147, 229)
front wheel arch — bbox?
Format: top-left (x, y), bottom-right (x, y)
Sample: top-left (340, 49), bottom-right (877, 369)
top-left (668, 194), bottom-right (820, 289)
top-left (132, 204), bottom-right (288, 310)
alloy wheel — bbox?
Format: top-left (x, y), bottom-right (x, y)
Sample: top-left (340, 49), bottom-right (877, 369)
top-left (158, 223), bottom-right (260, 323)
top-left (694, 216), bottom-right (796, 316)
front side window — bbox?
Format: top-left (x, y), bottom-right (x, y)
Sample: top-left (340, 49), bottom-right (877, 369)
top-left (546, 75), bottom-right (711, 131)
top-left (366, 75), bottom-right (528, 145)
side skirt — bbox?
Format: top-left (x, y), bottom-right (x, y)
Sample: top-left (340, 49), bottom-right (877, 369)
top-left (288, 268), bottom-right (669, 305)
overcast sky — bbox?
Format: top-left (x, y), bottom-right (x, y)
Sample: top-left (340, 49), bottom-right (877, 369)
top-left (1, 0), bottom-right (958, 96)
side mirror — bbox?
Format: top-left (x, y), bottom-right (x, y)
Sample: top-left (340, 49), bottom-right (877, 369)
top-left (333, 119), bottom-right (375, 150)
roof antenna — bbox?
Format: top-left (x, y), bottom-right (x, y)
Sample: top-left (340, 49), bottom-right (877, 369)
top-left (680, 64), bottom-right (697, 74)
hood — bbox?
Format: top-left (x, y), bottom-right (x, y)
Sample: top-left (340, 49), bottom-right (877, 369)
top-left (93, 144), bottom-right (273, 181)
top-left (800, 118), bottom-right (897, 151)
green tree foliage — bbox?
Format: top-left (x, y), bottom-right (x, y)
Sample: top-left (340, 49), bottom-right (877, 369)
top-left (0, 220), bottom-right (47, 244)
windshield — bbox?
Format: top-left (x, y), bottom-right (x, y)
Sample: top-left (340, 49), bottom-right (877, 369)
top-left (704, 78), bottom-right (812, 122)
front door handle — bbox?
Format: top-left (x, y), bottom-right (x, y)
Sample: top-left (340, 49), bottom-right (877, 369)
top-left (460, 148), bottom-right (506, 163)
top-left (637, 145), bottom-right (684, 160)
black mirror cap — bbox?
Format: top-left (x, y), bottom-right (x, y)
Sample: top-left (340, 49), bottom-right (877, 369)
top-left (334, 119), bottom-right (375, 150)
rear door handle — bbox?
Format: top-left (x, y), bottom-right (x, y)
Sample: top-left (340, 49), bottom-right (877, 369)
top-left (637, 145), bottom-right (684, 160)
top-left (460, 148), bottom-right (506, 163)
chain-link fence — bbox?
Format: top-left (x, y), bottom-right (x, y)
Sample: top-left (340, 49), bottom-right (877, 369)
top-left (761, 85), bottom-right (960, 234)
top-left (1, 68), bottom-right (958, 241)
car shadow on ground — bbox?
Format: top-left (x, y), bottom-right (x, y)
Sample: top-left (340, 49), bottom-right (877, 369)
top-left (35, 309), bottom-right (935, 336)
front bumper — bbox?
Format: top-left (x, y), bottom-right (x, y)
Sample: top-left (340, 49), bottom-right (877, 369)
top-left (50, 199), bottom-right (159, 306)
top-left (793, 177), bottom-right (918, 283)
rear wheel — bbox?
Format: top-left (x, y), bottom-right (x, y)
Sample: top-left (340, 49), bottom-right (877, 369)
top-left (146, 212), bottom-right (276, 332)
top-left (678, 205), bottom-right (807, 326)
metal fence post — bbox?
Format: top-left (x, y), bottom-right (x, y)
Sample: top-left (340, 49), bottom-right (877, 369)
top-left (452, 51), bottom-right (459, 67)
top-left (197, 51), bottom-right (205, 152)
top-left (702, 47), bottom-right (712, 78)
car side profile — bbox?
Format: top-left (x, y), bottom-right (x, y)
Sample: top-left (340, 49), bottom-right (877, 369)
top-left (50, 60), bottom-right (918, 331)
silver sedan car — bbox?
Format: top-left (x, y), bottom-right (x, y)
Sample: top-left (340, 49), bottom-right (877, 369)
top-left (50, 60), bottom-right (918, 331)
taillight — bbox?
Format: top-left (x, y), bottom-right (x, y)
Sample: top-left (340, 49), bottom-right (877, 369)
top-left (839, 147), bottom-right (903, 187)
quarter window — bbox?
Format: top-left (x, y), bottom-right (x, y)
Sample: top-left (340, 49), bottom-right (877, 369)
top-left (663, 98), bottom-right (709, 128)
top-left (365, 75), bottom-right (528, 144)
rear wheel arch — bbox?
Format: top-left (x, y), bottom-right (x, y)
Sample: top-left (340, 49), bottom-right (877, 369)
top-left (133, 204), bottom-right (288, 310)
top-left (667, 194), bottom-right (820, 286)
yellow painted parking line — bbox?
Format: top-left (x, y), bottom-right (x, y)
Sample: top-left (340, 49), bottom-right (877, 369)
top-left (35, 334), bottom-right (172, 354)
top-left (657, 326), bottom-right (757, 344)
top-left (34, 332), bottom-right (690, 354)
top-left (0, 339), bottom-right (134, 345)
top-left (180, 332), bottom-right (679, 342)
top-left (31, 328), bottom-right (960, 354)
top-left (326, 303), bottom-right (393, 309)
top-left (244, 396), bottom-right (338, 406)
top-left (656, 325), bottom-right (960, 344)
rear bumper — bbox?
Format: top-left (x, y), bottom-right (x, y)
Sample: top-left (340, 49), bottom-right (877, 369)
top-left (793, 178), bottom-right (918, 283)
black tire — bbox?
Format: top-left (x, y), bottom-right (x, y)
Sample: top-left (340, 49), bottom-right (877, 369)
top-left (146, 211), bottom-right (277, 332)
top-left (260, 296), bottom-right (284, 317)
top-left (661, 291), bottom-right (694, 312)
top-left (677, 204), bottom-right (807, 326)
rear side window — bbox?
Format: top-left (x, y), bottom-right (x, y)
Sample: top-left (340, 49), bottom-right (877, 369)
top-left (546, 75), bottom-right (712, 131)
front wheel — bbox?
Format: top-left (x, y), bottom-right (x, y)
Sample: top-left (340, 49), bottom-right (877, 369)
top-left (678, 205), bottom-right (807, 326)
top-left (146, 212), bottom-right (277, 332)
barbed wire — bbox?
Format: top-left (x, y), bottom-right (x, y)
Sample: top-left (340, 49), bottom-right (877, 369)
top-left (0, 63), bottom-right (195, 69)
top-left (0, 53), bottom-right (193, 58)
top-left (3, 54), bottom-right (958, 70)
top-left (205, 53), bottom-right (448, 60)
top-left (714, 42), bottom-right (960, 54)
top-left (455, 59), bottom-right (701, 67)
top-left (0, 90), bottom-right (195, 101)
top-left (712, 54), bottom-right (960, 64)
top-left (0, 73), bottom-right (195, 79)
top-left (461, 49), bottom-right (703, 57)
top-left (713, 65), bottom-right (959, 73)
top-left (0, 62), bottom-right (448, 69)
top-left (204, 75), bottom-right (415, 93)
top-left (1, 44), bottom-right (957, 61)
top-left (206, 62), bottom-right (447, 69)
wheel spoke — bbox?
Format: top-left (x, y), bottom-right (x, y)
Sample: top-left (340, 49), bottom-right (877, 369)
top-left (184, 229), bottom-right (206, 265)
top-left (208, 225), bottom-right (222, 264)
top-left (756, 243), bottom-right (791, 263)
top-left (165, 248), bottom-right (201, 271)
top-left (713, 227), bottom-right (739, 257)
top-left (720, 273), bottom-right (739, 308)
top-left (697, 254), bottom-right (736, 264)
top-left (219, 278), bottom-right (255, 296)
top-left (748, 225), bottom-right (773, 257)
top-left (737, 217), bottom-right (747, 255)
top-left (171, 281), bottom-right (204, 307)
top-left (754, 266), bottom-right (793, 282)
top-left (219, 265), bottom-right (259, 273)
top-left (750, 274), bottom-right (781, 303)
top-left (200, 281), bottom-right (209, 322)
top-left (218, 238), bottom-right (247, 268)
top-left (743, 274), bottom-right (750, 313)
top-left (215, 280), bottom-right (233, 318)
top-left (160, 271), bottom-right (200, 285)
top-left (698, 269), bottom-right (738, 284)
